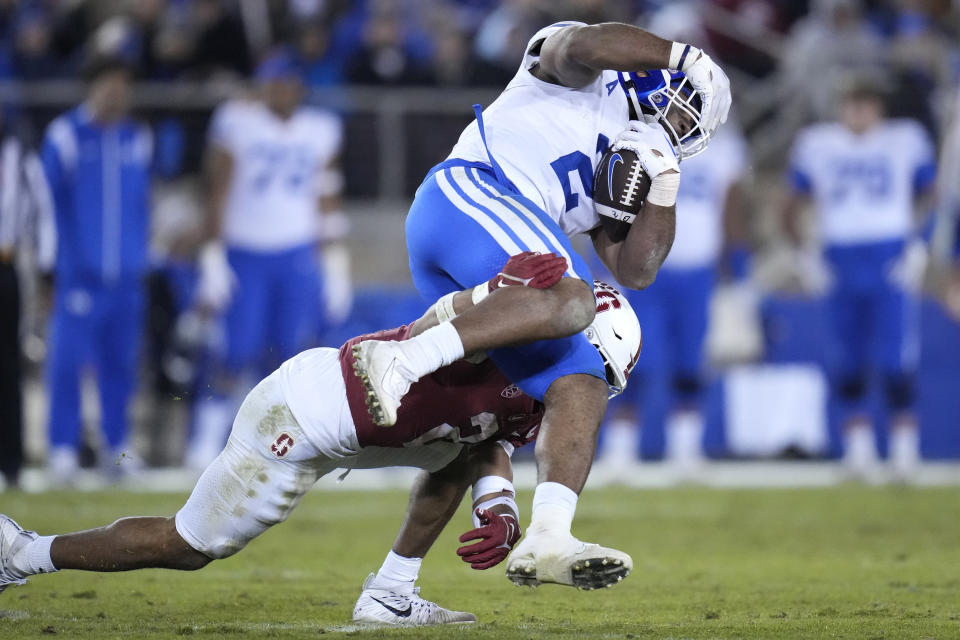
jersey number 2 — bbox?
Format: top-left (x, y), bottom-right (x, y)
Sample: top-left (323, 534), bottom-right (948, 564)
top-left (549, 134), bottom-right (610, 212)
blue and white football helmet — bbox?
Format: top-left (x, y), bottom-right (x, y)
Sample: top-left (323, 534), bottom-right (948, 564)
top-left (618, 69), bottom-right (710, 160)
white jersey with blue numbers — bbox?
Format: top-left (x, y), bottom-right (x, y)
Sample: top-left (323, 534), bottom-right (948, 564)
top-left (210, 100), bottom-right (342, 252)
top-left (664, 125), bottom-right (748, 269)
top-left (789, 119), bottom-right (936, 246)
top-left (448, 22), bottom-right (630, 237)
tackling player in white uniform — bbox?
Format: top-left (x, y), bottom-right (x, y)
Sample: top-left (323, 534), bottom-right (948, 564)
top-left (0, 254), bottom-right (644, 627)
top-left (190, 50), bottom-right (346, 469)
top-left (350, 21), bottom-right (731, 586)
top-left (598, 122), bottom-right (749, 472)
top-left (784, 78), bottom-right (936, 480)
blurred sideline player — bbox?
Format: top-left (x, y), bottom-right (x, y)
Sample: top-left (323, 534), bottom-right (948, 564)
top-left (40, 56), bottom-right (153, 482)
top-left (783, 78), bottom-right (936, 479)
top-left (350, 21), bottom-right (730, 585)
top-left (598, 122), bottom-right (749, 473)
top-left (189, 50), bottom-right (346, 469)
top-left (1, 254), bottom-right (643, 627)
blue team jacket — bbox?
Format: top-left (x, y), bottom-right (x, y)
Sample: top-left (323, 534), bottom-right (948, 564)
top-left (41, 105), bottom-right (152, 287)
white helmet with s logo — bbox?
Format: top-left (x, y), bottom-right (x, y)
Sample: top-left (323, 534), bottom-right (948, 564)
top-left (583, 281), bottom-right (642, 398)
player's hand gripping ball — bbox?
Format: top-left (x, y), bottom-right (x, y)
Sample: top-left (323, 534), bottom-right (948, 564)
top-left (486, 251), bottom-right (568, 292)
top-left (456, 508), bottom-right (522, 570)
top-left (593, 146), bottom-right (652, 243)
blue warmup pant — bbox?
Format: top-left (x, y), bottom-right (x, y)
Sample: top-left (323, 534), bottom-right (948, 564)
top-left (224, 243), bottom-right (321, 373)
top-left (47, 279), bottom-right (144, 449)
top-left (406, 161), bottom-right (604, 401)
top-left (824, 239), bottom-right (919, 414)
top-left (611, 265), bottom-right (714, 409)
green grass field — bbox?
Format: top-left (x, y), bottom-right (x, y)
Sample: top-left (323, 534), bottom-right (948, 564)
top-left (1, 486), bottom-right (958, 639)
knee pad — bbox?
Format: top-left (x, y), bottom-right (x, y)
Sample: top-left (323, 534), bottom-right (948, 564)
top-left (672, 374), bottom-right (702, 401)
top-left (884, 374), bottom-right (915, 411)
top-left (837, 376), bottom-right (867, 403)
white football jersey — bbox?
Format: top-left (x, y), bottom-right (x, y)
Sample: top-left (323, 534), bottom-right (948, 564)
top-left (448, 22), bottom-right (630, 237)
top-left (665, 125), bottom-right (748, 269)
top-left (789, 119), bottom-right (935, 246)
top-left (209, 100), bottom-right (342, 252)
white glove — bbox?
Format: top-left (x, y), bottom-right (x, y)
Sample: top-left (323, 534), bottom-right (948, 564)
top-left (889, 238), bottom-right (928, 293)
top-left (670, 43), bottom-right (731, 137)
top-left (611, 120), bottom-right (680, 178)
top-left (321, 243), bottom-right (353, 326)
top-left (793, 247), bottom-right (833, 296)
top-left (196, 241), bottom-right (236, 311)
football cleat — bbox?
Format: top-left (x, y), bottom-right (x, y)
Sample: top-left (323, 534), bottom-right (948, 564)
top-left (351, 341), bottom-right (419, 427)
top-left (505, 533), bottom-right (632, 590)
top-left (352, 573), bottom-right (476, 626)
top-left (0, 514), bottom-right (37, 595)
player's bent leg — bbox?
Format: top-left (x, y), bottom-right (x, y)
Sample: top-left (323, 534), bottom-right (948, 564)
top-left (351, 279), bottom-right (597, 426)
top-left (505, 374), bottom-right (633, 589)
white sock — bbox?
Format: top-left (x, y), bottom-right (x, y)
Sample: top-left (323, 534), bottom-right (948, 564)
top-left (602, 419), bottom-right (639, 465)
top-left (7, 535), bottom-right (58, 579)
top-left (843, 420), bottom-right (878, 470)
top-left (372, 550), bottom-right (422, 590)
top-left (185, 397), bottom-right (234, 471)
top-left (665, 410), bottom-right (704, 464)
top-left (528, 482), bottom-right (578, 537)
top-left (889, 422), bottom-right (919, 474)
top-left (397, 323), bottom-right (465, 379)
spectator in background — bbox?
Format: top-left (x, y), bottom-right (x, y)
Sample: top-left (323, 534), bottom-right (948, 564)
top-left (783, 78), bottom-right (936, 481)
top-left (40, 56), bottom-right (153, 484)
top-left (12, 8), bottom-right (61, 80)
top-left (0, 106), bottom-right (54, 490)
top-left (346, 3), bottom-right (428, 85)
top-left (473, 0), bottom-right (550, 79)
top-left (189, 0), bottom-right (252, 79)
top-left (779, 0), bottom-right (884, 120)
top-left (295, 20), bottom-right (344, 88)
top-left (424, 19), bottom-right (504, 87)
top-left (597, 121), bottom-right (751, 475)
top-left (189, 51), bottom-right (345, 469)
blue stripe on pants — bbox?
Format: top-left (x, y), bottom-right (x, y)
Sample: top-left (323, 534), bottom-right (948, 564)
top-left (406, 163), bottom-right (603, 401)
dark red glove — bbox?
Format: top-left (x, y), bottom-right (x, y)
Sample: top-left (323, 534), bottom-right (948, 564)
top-left (487, 251), bottom-right (567, 292)
top-left (456, 508), bottom-right (522, 570)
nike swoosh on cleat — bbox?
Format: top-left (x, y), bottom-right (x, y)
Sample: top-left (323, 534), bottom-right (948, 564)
top-left (371, 596), bottom-right (412, 618)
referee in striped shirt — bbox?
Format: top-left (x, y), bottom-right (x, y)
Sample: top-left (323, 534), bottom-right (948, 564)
top-left (0, 108), bottom-right (55, 490)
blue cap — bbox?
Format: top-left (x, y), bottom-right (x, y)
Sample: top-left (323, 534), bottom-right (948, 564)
top-left (254, 50), bottom-right (302, 82)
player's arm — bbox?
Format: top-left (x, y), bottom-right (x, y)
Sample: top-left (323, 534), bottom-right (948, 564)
top-left (783, 189), bottom-right (810, 248)
top-left (592, 123), bottom-right (679, 290)
top-left (195, 143), bottom-right (237, 310)
top-left (204, 144), bottom-right (233, 242)
top-left (537, 23), bottom-right (730, 133)
top-left (591, 198), bottom-right (675, 290)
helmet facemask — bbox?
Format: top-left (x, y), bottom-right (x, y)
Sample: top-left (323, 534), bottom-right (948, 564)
top-left (620, 70), bottom-right (711, 161)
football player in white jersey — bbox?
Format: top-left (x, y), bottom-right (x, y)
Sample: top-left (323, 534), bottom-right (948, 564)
top-left (784, 78), bottom-right (936, 480)
top-left (350, 21), bottom-right (731, 586)
top-left (1, 255), bottom-right (644, 626)
top-left (190, 51), bottom-right (346, 469)
top-left (598, 122), bottom-right (750, 473)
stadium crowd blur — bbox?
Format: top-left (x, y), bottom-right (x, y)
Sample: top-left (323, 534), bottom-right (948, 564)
top-left (2, 0), bottom-right (960, 490)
